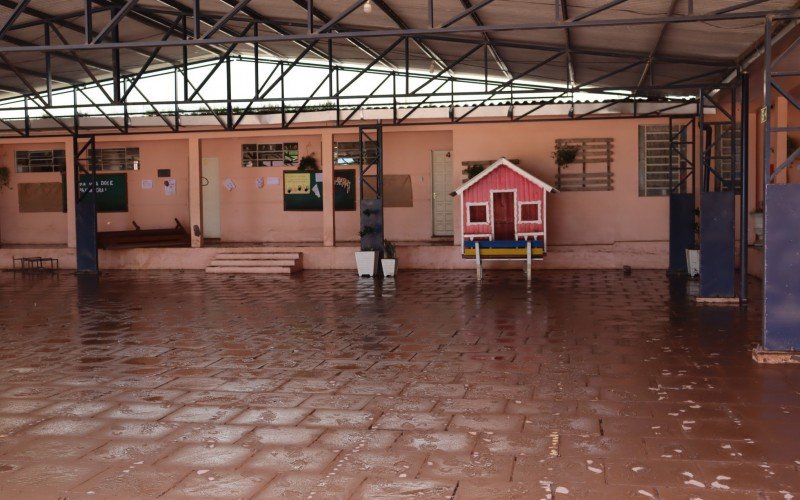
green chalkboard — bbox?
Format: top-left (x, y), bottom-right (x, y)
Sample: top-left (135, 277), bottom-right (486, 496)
top-left (283, 169), bottom-right (355, 211)
top-left (79, 173), bottom-right (128, 212)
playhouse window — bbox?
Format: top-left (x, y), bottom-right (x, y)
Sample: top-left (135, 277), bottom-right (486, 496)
top-left (467, 204), bottom-right (488, 224)
top-left (519, 202), bottom-right (541, 223)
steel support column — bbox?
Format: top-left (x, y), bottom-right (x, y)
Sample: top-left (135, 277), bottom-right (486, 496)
top-left (739, 72), bottom-right (749, 303)
top-left (762, 17), bottom-right (800, 351)
top-left (668, 116), bottom-right (696, 274)
top-left (359, 124), bottom-right (384, 257)
top-left (74, 134), bottom-right (99, 274)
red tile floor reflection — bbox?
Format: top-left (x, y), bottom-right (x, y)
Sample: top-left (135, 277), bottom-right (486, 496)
top-left (0, 270), bottom-right (798, 498)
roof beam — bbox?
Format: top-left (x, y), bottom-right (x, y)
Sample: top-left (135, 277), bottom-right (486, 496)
top-left (50, 24), bottom-right (115, 102)
top-left (209, 0), bottom-right (329, 60)
top-left (712, 0), bottom-right (769, 15)
top-left (369, 0), bottom-right (451, 74)
top-left (289, 0), bottom-right (397, 68)
top-left (457, 0), bottom-right (511, 79)
top-left (440, 0), bottom-right (497, 28)
top-left (0, 0), bottom-right (32, 41)
top-left (92, 0), bottom-right (139, 44)
top-left (203, 0), bottom-right (253, 39)
top-left (7, 8), bottom-right (795, 53)
top-left (558, 0), bottom-right (576, 88)
top-left (634, 0), bottom-right (679, 93)
top-left (420, 33), bottom-right (733, 67)
top-left (571, 0), bottom-right (628, 22)
top-left (0, 0), bottom-right (176, 69)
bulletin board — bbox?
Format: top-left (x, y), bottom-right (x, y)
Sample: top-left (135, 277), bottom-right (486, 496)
top-left (283, 169), bottom-right (356, 211)
top-left (78, 173), bottom-right (128, 212)
top-left (363, 174), bottom-right (414, 207)
top-left (18, 182), bottom-right (64, 213)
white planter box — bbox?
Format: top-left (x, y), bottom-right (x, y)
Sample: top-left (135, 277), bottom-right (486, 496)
top-left (355, 251), bottom-right (378, 277)
top-left (381, 259), bottom-right (397, 277)
top-left (685, 248), bottom-right (700, 277)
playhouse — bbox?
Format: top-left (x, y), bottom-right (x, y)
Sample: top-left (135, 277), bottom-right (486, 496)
top-left (454, 158), bottom-right (555, 278)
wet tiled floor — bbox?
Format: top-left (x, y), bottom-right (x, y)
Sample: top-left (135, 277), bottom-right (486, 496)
top-left (0, 269), bottom-right (798, 499)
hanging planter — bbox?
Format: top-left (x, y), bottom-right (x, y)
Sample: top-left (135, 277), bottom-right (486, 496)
top-left (297, 154), bottom-right (319, 172)
top-left (552, 144), bottom-right (580, 167)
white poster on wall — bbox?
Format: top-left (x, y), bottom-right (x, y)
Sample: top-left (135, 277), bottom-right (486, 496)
top-left (141, 179), bottom-right (153, 189)
top-left (164, 179), bottom-right (176, 196)
top-left (266, 177), bottom-right (280, 186)
top-left (256, 177), bottom-right (264, 189)
top-left (224, 178), bottom-right (236, 191)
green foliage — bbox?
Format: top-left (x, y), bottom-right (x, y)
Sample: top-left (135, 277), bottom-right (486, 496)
top-left (359, 225), bottom-right (375, 238)
top-left (552, 144), bottom-right (579, 167)
top-left (466, 165), bottom-right (484, 179)
top-left (297, 155), bottom-right (319, 172)
top-left (383, 239), bottom-right (396, 259)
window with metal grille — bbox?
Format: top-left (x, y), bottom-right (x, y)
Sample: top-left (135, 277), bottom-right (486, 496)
top-left (95, 147), bottom-right (140, 171)
top-left (712, 123), bottom-right (742, 193)
top-left (333, 141), bottom-right (378, 165)
top-left (638, 125), bottom-right (688, 197)
top-left (15, 149), bottom-right (66, 173)
top-left (242, 143), bottom-right (299, 167)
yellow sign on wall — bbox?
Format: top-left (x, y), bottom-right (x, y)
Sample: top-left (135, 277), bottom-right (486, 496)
top-left (284, 173), bottom-right (311, 194)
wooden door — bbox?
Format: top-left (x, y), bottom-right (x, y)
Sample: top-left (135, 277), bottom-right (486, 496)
top-left (431, 150), bottom-right (453, 236)
top-left (492, 192), bottom-right (515, 241)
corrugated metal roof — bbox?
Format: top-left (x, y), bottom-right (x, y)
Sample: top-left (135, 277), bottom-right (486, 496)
top-left (0, 0), bottom-right (796, 100)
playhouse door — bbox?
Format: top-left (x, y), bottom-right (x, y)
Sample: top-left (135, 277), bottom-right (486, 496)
top-left (492, 192), bottom-right (515, 241)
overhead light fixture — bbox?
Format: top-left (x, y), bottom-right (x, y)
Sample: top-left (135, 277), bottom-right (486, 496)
top-left (363, 0), bottom-right (372, 14)
top-left (429, 60), bottom-right (437, 74)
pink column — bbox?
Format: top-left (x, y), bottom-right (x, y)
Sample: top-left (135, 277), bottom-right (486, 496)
top-left (65, 138), bottom-right (77, 248)
top-left (188, 136), bottom-right (203, 248)
top-left (322, 131), bottom-right (335, 246)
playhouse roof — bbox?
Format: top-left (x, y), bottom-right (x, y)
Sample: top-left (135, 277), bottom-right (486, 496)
top-left (454, 158), bottom-right (557, 196)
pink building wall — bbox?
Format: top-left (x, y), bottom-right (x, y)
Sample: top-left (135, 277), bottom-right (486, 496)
top-left (1, 117), bottom-right (683, 268)
top-left (452, 119), bottom-right (671, 247)
top-left (94, 139), bottom-right (190, 234)
top-left (333, 130), bottom-right (453, 243)
top-left (0, 139), bottom-right (190, 245)
top-left (201, 134), bottom-right (324, 243)
top-left (461, 164), bottom-right (545, 237)
top-left (0, 142), bottom-right (68, 245)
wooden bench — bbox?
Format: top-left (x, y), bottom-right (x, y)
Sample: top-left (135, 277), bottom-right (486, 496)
top-left (97, 218), bottom-right (190, 249)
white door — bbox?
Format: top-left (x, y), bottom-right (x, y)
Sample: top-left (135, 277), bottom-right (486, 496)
top-left (201, 157), bottom-right (221, 239)
top-left (431, 150), bottom-right (454, 236)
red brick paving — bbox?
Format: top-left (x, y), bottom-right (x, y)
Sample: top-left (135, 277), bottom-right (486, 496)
top-left (0, 269), bottom-right (798, 498)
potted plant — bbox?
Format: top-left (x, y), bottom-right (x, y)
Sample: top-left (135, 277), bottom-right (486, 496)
top-left (686, 208), bottom-right (700, 277)
top-left (552, 144), bottom-right (580, 167)
top-left (297, 154), bottom-right (319, 172)
top-left (0, 166), bottom-right (10, 190)
top-left (381, 239), bottom-right (397, 278)
top-left (355, 226), bottom-right (378, 277)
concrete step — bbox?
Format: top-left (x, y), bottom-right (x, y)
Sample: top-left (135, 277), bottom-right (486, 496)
top-left (214, 252), bottom-right (301, 260)
top-left (209, 259), bottom-right (297, 267)
top-left (205, 250), bottom-right (303, 275)
top-left (206, 266), bottom-right (294, 274)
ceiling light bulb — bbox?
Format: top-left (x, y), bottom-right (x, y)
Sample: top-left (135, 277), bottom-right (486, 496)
top-left (363, 0), bottom-right (372, 14)
top-left (429, 61), bottom-right (437, 74)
